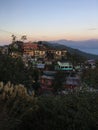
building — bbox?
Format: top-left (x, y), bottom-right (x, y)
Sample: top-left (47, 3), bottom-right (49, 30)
top-left (85, 59), bottom-right (96, 69)
top-left (63, 75), bottom-right (80, 90)
top-left (22, 42), bottom-right (38, 56)
top-left (22, 42), bottom-right (67, 60)
top-left (0, 46), bottom-right (8, 54)
top-left (40, 71), bottom-right (56, 92)
top-left (55, 61), bottom-right (73, 71)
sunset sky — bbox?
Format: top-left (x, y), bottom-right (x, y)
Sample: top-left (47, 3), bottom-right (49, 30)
top-left (0, 0), bottom-right (98, 44)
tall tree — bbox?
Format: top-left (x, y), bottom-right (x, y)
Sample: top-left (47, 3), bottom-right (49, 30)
top-left (11, 34), bottom-right (16, 43)
top-left (21, 35), bottom-right (27, 42)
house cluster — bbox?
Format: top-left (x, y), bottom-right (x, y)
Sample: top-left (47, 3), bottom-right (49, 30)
top-left (0, 45), bottom-right (8, 54)
top-left (21, 42), bottom-right (75, 71)
top-left (10, 41), bottom-right (81, 93)
top-left (0, 41), bottom-right (96, 94)
top-left (39, 70), bottom-right (81, 94)
top-left (22, 41), bottom-right (67, 60)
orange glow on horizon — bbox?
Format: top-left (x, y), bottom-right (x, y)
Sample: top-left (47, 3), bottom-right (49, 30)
top-left (0, 30), bottom-right (98, 45)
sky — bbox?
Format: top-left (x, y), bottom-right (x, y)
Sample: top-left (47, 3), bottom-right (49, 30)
top-left (0, 0), bottom-right (98, 47)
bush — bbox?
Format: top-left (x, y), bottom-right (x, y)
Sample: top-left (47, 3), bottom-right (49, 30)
top-left (0, 82), bottom-right (98, 130)
top-left (0, 82), bottom-right (34, 130)
top-left (19, 92), bottom-right (98, 130)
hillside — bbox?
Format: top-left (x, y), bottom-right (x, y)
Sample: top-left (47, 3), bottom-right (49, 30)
top-left (40, 41), bottom-right (98, 60)
top-left (50, 39), bottom-right (98, 50)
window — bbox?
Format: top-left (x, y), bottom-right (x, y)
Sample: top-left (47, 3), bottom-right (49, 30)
top-left (65, 66), bottom-right (68, 68)
top-left (61, 66), bottom-right (64, 68)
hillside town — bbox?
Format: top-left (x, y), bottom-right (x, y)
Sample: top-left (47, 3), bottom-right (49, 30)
top-left (0, 0), bottom-right (98, 129)
top-left (0, 40), bottom-right (97, 96)
top-left (0, 39), bottom-right (98, 130)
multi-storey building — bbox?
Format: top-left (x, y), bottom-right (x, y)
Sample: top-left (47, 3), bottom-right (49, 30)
top-left (22, 42), bottom-right (67, 60)
top-left (22, 42), bottom-right (46, 58)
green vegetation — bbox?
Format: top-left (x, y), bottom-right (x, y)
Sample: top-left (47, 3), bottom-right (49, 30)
top-left (66, 51), bottom-right (86, 66)
top-left (8, 41), bottom-right (23, 54)
top-left (0, 82), bottom-right (34, 130)
top-left (0, 44), bottom-right (98, 130)
top-left (0, 82), bottom-right (98, 130)
top-left (82, 68), bottom-right (98, 88)
top-left (0, 54), bottom-right (39, 88)
top-left (53, 71), bottom-right (66, 92)
top-left (81, 62), bottom-right (98, 88)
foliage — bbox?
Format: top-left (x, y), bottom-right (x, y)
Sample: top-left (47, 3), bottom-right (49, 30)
top-left (66, 52), bottom-right (86, 66)
top-left (0, 82), bottom-right (34, 130)
top-left (19, 92), bottom-right (98, 130)
top-left (8, 41), bottom-right (23, 54)
top-left (81, 67), bottom-right (98, 88)
top-left (0, 54), bottom-right (39, 88)
top-left (53, 71), bottom-right (66, 92)
top-left (11, 35), bottom-right (16, 43)
top-left (0, 82), bottom-right (98, 130)
top-left (21, 35), bottom-right (27, 41)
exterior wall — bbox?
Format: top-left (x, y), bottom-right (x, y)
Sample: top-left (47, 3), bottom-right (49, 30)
top-left (55, 62), bottom-right (73, 71)
top-left (55, 50), bottom-right (67, 59)
top-left (41, 78), bottom-right (53, 87)
top-left (22, 42), bottom-right (38, 54)
top-left (63, 76), bottom-right (80, 90)
top-left (26, 51), bottom-right (34, 56)
top-left (39, 51), bottom-right (45, 56)
top-left (22, 42), bottom-right (67, 59)
top-left (55, 51), bottom-right (62, 55)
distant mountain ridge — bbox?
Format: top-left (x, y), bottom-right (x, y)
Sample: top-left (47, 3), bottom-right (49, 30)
top-left (41, 41), bottom-right (98, 60)
top-left (50, 39), bottom-right (98, 50)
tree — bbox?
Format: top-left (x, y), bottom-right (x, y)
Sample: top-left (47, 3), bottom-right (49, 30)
top-left (19, 92), bottom-right (98, 130)
top-left (0, 55), bottom-right (27, 87)
top-left (53, 71), bottom-right (66, 92)
top-left (8, 41), bottom-right (23, 54)
top-left (11, 34), bottom-right (16, 43)
top-left (21, 35), bottom-right (27, 42)
top-left (81, 66), bottom-right (98, 88)
top-left (0, 81), bottom-right (98, 130)
top-left (66, 51), bottom-right (86, 66)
